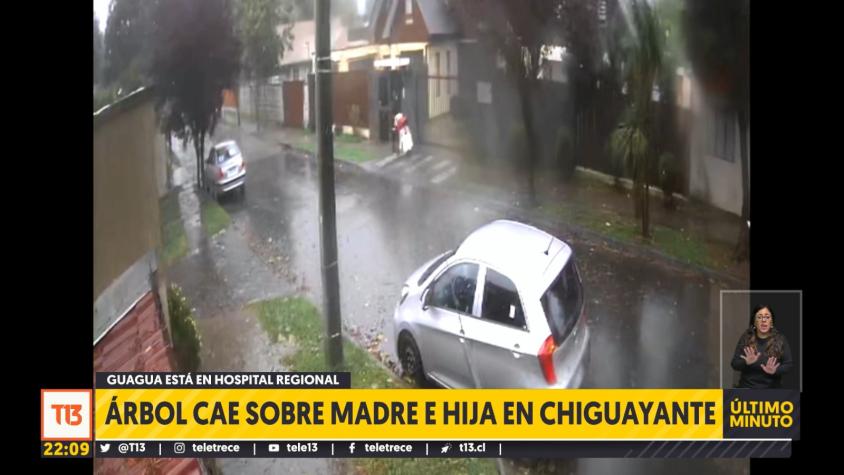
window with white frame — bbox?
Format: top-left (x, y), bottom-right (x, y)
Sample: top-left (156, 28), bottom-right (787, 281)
top-left (708, 109), bottom-right (736, 163)
top-left (406, 0), bottom-right (413, 24)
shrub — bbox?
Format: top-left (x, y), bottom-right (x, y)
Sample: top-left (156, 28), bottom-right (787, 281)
top-left (659, 152), bottom-right (680, 209)
top-left (93, 86), bottom-right (120, 112)
top-left (168, 284), bottom-right (201, 372)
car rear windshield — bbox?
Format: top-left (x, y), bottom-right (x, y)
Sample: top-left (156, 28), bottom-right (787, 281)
top-left (540, 259), bottom-right (583, 345)
top-left (418, 250), bottom-right (455, 286)
top-left (216, 144), bottom-right (239, 163)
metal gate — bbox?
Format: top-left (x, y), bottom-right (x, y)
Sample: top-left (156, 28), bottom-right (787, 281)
top-left (283, 81), bottom-right (304, 128)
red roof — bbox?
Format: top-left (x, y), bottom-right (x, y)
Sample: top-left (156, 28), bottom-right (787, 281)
top-left (94, 291), bottom-right (202, 475)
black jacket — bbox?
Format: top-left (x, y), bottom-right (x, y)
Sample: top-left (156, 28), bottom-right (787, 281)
top-left (730, 332), bottom-right (793, 389)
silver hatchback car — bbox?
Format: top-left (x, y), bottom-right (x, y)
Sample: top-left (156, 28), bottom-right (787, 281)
top-left (204, 140), bottom-right (246, 198)
top-left (393, 220), bottom-right (589, 389)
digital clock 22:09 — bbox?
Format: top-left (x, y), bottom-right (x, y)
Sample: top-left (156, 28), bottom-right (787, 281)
top-left (42, 441), bottom-right (91, 458)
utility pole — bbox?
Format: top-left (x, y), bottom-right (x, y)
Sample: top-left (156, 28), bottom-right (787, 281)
top-left (315, 0), bottom-right (343, 368)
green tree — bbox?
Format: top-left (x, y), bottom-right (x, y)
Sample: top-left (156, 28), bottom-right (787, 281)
top-left (457, 0), bottom-right (562, 206)
top-left (234, 0), bottom-right (293, 130)
top-left (653, 0), bottom-right (683, 209)
top-left (558, 0), bottom-right (602, 179)
top-left (104, 0), bottom-right (158, 91)
top-left (683, 0), bottom-right (749, 261)
top-left (457, 1), bottom-right (611, 197)
top-left (151, 0), bottom-right (241, 190)
top-left (600, 0), bottom-right (630, 184)
top-left (655, 0), bottom-right (686, 70)
top-left (291, 0), bottom-right (313, 20)
top-left (94, 13), bottom-right (104, 85)
top-left (292, 0), bottom-right (361, 22)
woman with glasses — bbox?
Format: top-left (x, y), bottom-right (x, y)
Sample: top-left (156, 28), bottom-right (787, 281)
top-left (730, 305), bottom-right (793, 388)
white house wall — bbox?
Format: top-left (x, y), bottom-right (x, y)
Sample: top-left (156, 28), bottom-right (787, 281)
top-left (688, 77), bottom-right (744, 216)
top-left (427, 42), bottom-right (458, 119)
top-left (281, 63), bottom-right (311, 82)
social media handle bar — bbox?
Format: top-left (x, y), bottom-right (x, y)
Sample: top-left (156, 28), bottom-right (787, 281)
top-left (95, 440), bottom-right (793, 458)
top-left (96, 441), bottom-right (435, 458)
top-left (96, 441), bottom-right (251, 458)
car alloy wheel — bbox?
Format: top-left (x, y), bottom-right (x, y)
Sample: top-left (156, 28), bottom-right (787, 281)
top-left (399, 334), bottom-right (425, 387)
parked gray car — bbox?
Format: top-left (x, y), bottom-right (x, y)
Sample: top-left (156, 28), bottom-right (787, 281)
top-left (204, 140), bottom-right (246, 198)
top-left (393, 220), bottom-right (589, 389)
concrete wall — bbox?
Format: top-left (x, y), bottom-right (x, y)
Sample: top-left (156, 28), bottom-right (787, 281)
top-left (688, 78), bottom-right (744, 216)
top-left (153, 132), bottom-right (167, 198)
top-left (427, 41), bottom-right (458, 118)
top-left (238, 85), bottom-right (253, 119)
top-left (94, 89), bottom-right (162, 302)
top-left (239, 83), bottom-right (285, 126)
top-left (94, 250), bottom-right (157, 343)
top-left (259, 84), bottom-right (284, 126)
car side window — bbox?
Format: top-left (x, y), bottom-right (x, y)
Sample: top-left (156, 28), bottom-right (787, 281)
top-left (481, 269), bottom-right (526, 330)
top-left (207, 150), bottom-right (215, 164)
top-left (430, 263), bottom-right (479, 316)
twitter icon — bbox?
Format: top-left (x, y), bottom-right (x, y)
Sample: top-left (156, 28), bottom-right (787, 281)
top-left (100, 443), bottom-right (111, 453)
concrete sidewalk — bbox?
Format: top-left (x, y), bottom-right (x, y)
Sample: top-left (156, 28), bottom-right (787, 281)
top-left (230, 119), bottom-right (394, 166)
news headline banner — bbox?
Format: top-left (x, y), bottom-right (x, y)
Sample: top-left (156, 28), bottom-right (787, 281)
top-left (96, 372), bottom-right (350, 389)
top-left (92, 388), bottom-right (797, 441)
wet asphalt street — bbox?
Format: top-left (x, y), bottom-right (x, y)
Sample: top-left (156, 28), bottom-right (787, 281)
top-left (167, 126), bottom-right (748, 475)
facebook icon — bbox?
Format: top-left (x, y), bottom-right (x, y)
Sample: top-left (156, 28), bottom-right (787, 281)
top-left (349, 442), bottom-right (355, 454)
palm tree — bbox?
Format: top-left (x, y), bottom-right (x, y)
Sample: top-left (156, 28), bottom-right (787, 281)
top-left (610, 116), bottom-right (648, 219)
top-left (612, 0), bottom-right (663, 238)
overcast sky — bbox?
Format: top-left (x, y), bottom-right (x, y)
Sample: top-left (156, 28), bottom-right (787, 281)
top-left (94, 0), bottom-right (368, 33)
top-left (94, 0), bottom-right (109, 32)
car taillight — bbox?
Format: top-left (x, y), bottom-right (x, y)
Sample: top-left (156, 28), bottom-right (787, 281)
top-left (538, 335), bottom-right (557, 385)
top-left (217, 168), bottom-right (225, 178)
top-left (240, 162), bottom-right (246, 171)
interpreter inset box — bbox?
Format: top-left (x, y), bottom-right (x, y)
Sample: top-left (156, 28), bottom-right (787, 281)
top-left (720, 291), bottom-right (801, 390)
